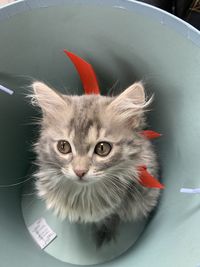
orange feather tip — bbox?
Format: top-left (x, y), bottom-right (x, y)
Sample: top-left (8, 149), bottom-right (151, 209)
top-left (141, 130), bottom-right (162, 139)
top-left (139, 166), bottom-right (164, 189)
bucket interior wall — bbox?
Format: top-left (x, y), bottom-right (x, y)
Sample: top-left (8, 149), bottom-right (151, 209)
top-left (0, 1), bottom-right (200, 267)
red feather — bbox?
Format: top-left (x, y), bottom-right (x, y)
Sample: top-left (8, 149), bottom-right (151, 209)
top-left (64, 50), bottom-right (100, 95)
top-left (141, 130), bottom-right (162, 139)
top-left (138, 166), bottom-right (164, 189)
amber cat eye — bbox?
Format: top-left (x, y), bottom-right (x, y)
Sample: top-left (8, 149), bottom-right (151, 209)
top-left (94, 142), bottom-right (112, 157)
top-left (57, 140), bottom-right (71, 154)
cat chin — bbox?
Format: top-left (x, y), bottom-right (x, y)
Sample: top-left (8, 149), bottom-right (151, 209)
top-left (73, 179), bottom-right (90, 185)
top-left (64, 175), bottom-right (101, 185)
top-left (72, 178), bottom-right (98, 186)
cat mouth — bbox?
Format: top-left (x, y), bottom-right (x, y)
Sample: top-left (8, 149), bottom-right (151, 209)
top-left (74, 177), bottom-right (97, 185)
top-left (74, 179), bottom-right (90, 185)
top-left (77, 178), bottom-right (87, 183)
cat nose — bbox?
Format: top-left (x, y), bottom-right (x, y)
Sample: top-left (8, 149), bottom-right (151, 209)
top-left (74, 169), bottom-right (88, 178)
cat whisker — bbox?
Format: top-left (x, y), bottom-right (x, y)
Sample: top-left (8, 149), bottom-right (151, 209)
top-left (110, 176), bottom-right (143, 203)
top-left (110, 180), bottom-right (133, 195)
top-left (22, 191), bottom-right (36, 196)
top-left (106, 176), bottom-right (143, 208)
top-left (107, 79), bottom-right (120, 96)
top-left (108, 175), bottom-right (143, 200)
top-left (98, 182), bottom-right (119, 206)
top-left (35, 160), bottom-right (62, 169)
top-left (101, 180), bottom-right (121, 198)
top-left (61, 167), bottom-right (70, 176)
top-left (21, 120), bottom-right (41, 126)
top-left (0, 175), bottom-right (34, 188)
top-left (101, 178), bottom-right (127, 203)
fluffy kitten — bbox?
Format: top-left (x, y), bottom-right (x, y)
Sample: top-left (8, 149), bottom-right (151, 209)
top-left (31, 81), bottom-right (160, 246)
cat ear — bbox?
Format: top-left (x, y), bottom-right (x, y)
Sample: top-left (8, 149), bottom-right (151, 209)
top-left (107, 82), bottom-right (152, 127)
top-left (31, 82), bottom-right (69, 117)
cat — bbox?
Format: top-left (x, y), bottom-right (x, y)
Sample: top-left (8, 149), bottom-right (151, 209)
top-left (31, 81), bottom-right (160, 247)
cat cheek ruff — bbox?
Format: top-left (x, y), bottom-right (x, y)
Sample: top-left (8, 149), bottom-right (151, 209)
top-left (64, 50), bottom-right (164, 190)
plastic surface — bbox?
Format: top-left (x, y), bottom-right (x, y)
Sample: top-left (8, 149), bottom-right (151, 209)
top-left (0, 0), bottom-right (200, 267)
top-left (22, 183), bottom-right (146, 265)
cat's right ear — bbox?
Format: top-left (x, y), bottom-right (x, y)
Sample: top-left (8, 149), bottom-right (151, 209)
top-left (31, 82), bottom-right (69, 118)
top-left (106, 82), bottom-right (152, 128)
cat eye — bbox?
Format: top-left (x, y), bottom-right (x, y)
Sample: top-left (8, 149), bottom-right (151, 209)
top-left (57, 140), bottom-right (71, 154)
top-left (94, 142), bottom-right (112, 157)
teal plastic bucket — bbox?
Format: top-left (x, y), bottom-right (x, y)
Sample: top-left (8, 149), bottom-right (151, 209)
top-left (0, 1), bottom-right (200, 267)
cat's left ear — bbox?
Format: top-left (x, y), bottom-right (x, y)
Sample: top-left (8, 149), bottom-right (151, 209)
top-left (31, 82), bottom-right (69, 118)
top-left (107, 82), bottom-right (152, 127)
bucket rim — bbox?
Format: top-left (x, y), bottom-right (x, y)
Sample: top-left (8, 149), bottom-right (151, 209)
top-left (0, 0), bottom-right (199, 47)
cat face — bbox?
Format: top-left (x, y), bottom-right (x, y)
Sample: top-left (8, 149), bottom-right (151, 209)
top-left (32, 82), bottom-right (149, 184)
top-left (31, 82), bottom-right (154, 222)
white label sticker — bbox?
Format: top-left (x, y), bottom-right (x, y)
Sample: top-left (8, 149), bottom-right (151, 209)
top-left (28, 218), bottom-right (57, 249)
